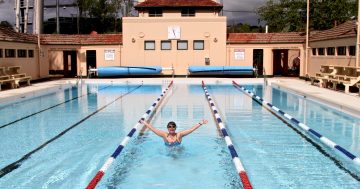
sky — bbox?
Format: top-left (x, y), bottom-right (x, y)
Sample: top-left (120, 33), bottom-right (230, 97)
top-left (0, 0), bottom-right (268, 29)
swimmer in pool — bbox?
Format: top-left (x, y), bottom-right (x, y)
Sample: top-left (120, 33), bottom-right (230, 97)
top-left (140, 119), bottom-right (208, 146)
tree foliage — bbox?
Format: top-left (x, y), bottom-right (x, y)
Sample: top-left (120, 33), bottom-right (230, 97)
top-left (76, 0), bottom-right (134, 33)
top-left (227, 23), bottom-right (264, 33)
top-left (257, 0), bottom-right (358, 32)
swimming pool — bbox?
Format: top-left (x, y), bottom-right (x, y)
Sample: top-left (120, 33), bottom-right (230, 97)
top-left (0, 80), bottom-right (359, 188)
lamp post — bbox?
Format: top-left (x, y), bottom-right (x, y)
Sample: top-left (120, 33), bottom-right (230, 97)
top-left (305, 0), bottom-right (310, 76)
top-left (56, 0), bottom-right (59, 33)
top-left (356, 0), bottom-right (360, 67)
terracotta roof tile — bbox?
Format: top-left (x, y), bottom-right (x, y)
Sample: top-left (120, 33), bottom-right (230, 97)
top-left (227, 32), bottom-right (305, 44)
top-left (310, 20), bottom-right (356, 42)
top-left (40, 34), bottom-right (122, 45)
top-left (135, 0), bottom-right (222, 9)
top-left (0, 26), bottom-right (37, 43)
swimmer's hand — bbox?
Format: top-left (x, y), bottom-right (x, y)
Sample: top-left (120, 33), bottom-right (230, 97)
top-left (199, 119), bottom-right (208, 125)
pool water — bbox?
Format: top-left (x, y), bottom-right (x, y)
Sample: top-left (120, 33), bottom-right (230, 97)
top-left (0, 82), bottom-right (359, 188)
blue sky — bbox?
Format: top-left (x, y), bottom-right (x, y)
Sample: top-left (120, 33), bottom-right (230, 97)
top-left (0, 0), bottom-right (267, 28)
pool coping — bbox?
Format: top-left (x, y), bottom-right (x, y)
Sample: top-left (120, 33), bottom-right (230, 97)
top-left (270, 79), bottom-right (360, 118)
top-left (0, 79), bottom-right (73, 107)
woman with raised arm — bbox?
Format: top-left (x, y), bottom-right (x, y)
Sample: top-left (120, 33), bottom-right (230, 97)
top-left (141, 119), bottom-right (208, 146)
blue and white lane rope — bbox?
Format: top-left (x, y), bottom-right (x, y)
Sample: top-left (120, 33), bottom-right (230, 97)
top-left (232, 81), bottom-right (360, 166)
top-left (86, 81), bottom-right (173, 189)
top-left (202, 81), bottom-right (253, 189)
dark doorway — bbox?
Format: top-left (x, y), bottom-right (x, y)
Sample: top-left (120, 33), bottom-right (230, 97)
top-left (273, 49), bottom-right (288, 76)
top-left (253, 49), bottom-right (264, 76)
top-left (86, 50), bottom-right (97, 75)
top-left (63, 51), bottom-right (77, 77)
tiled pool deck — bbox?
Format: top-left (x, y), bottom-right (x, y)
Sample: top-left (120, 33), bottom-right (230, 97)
top-left (0, 78), bottom-right (359, 117)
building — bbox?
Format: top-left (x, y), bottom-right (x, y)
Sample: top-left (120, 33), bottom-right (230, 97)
top-left (0, 0), bottom-right (358, 80)
top-left (308, 20), bottom-right (357, 76)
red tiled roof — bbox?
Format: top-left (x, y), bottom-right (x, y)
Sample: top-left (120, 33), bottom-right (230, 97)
top-left (40, 33), bottom-right (122, 45)
top-left (227, 32), bottom-right (305, 44)
top-left (310, 20), bottom-right (356, 42)
top-left (135, 0), bottom-right (222, 9)
top-left (0, 26), bottom-right (37, 43)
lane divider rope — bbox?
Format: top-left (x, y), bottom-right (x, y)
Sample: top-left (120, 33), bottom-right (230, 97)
top-left (232, 81), bottom-right (360, 166)
top-left (86, 81), bottom-right (173, 189)
top-left (202, 81), bottom-right (253, 189)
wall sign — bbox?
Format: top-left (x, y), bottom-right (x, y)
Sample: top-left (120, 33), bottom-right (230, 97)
top-left (234, 49), bottom-right (245, 60)
top-left (104, 49), bottom-right (115, 61)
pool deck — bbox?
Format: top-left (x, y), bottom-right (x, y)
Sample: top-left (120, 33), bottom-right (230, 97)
top-left (0, 77), bottom-right (359, 117)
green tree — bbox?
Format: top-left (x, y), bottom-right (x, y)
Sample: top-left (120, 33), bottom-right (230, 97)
top-left (76, 0), bottom-right (132, 33)
top-left (257, 0), bottom-right (358, 32)
top-left (0, 21), bottom-right (14, 29)
top-left (227, 23), bottom-right (263, 33)
top-left (311, 0), bottom-right (357, 29)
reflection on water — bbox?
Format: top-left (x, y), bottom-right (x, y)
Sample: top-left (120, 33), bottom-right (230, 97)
top-left (165, 145), bottom-right (186, 160)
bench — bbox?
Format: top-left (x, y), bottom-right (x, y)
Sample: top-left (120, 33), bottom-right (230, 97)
top-left (5, 66), bottom-right (27, 77)
top-left (0, 76), bottom-right (15, 91)
top-left (312, 65), bottom-right (360, 93)
top-left (5, 66), bottom-right (31, 88)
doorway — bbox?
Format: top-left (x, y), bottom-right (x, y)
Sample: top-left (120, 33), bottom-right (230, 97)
top-left (273, 49), bottom-right (288, 76)
top-left (86, 50), bottom-right (97, 75)
top-left (253, 49), bottom-right (263, 76)
top-left (63, 51), bottom-right (77, 77)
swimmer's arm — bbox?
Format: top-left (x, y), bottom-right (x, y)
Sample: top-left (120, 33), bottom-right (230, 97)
top-left (179, 119), bottom-right (208, 137)
top-left (141, 120), bottom-right (167, 137)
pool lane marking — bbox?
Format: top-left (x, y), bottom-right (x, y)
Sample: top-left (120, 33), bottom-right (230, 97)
top-left (201, 81), bottom-right (253, 189)
top-left (0, 85), bottom-right (113, 129)
top-left (86, 81), bottom-right (173, 189)
top-left (0, 84), bottom-right (143, 178)
top-left (232, 81), bottom-right (360, 166)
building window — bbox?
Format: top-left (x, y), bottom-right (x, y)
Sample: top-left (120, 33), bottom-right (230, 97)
top-left (5, 49), bottom-right (15, 58)
top-left (181, 8), bottom-right (195, 17)
top-left (144, 40), bottom-right (155, 50)
top-left (0, 49), bottom-right (2, 58)
top-left (149, 8), bottom-right (162, 17)
top-left (28, 50), bottom-right (34, 57)
top-left (349, 46), bottom-right (356, 56)
top-left (318, 48), bottom-right (325, 55)
top-left (193, 40), bottom-right (204, 50)
top-left (337, 46), bottom-right (346, 56)
top-left (326, 47), bottom-right (335, 55)
top-left (177, 40), bottom-right (188, 50)
top-left (161, 40), bottom-right (171, 50)
top-left (312, 48), bottom-right (316, 55)
top-left (17, 49), bottom-right (27, 58)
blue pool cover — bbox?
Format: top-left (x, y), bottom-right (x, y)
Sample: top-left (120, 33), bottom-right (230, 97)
top-left (188, 66), bottom-right (254, 75)
top-left (97, 66), bottom-right (162, 77)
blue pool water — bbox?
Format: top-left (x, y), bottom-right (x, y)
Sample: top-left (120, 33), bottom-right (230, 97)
top-left (0, 82), bottom-right (359, 188)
